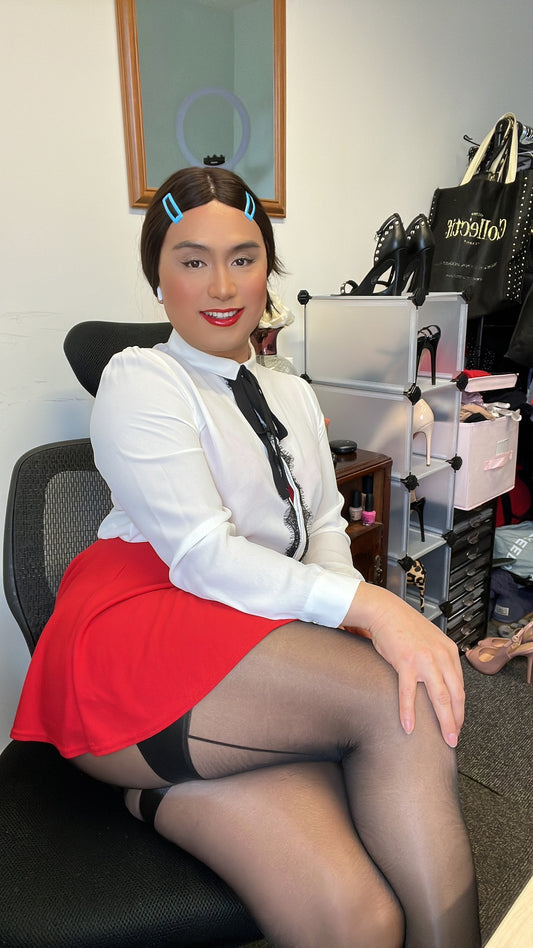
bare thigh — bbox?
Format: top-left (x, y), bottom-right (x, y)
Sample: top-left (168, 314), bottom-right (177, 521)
top-left (73, 743), bottom-right (168, 788)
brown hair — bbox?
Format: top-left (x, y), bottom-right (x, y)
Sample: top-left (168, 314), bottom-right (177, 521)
top-left (140, 166), bottom-right (283, 313)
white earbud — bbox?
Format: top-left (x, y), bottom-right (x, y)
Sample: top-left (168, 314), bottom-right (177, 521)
top-left (156, 286), bottom-right (163, 302)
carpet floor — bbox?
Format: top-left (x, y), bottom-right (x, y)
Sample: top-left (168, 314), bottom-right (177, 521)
top-left (457, 653), bottom-right (532, 944)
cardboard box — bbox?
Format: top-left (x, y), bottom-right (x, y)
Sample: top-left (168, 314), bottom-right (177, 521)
top-left (454, 414), bottom-right (519, 510)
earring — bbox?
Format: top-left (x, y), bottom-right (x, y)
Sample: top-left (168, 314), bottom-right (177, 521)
top-left (156, 286), bottom-right (163, 302)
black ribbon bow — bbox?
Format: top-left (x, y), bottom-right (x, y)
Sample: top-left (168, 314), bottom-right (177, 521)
top-left (226, 365), bottom-right (291, 501)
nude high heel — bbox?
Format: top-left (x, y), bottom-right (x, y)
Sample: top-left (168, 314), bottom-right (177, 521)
top-left (466, 622), bottom-right (533, 683)
top-left (476, 620), bottom-right (533, 650)
top-left (412, 398), bottom-right (434, 466)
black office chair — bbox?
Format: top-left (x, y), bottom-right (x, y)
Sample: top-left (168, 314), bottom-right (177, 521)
top-left (1, 321), bottom-right (266, 947)
top-left (63, 319), bottom-right (173, 396)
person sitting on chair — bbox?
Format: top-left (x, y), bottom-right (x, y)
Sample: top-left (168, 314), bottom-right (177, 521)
top-left (12, 166), bottom-right (481, 948)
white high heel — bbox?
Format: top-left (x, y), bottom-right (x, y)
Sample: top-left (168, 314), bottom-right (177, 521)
top-left (412, 398), bottom-right (434, 465)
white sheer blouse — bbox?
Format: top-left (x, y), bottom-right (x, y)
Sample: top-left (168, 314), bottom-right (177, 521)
top-left (90, 329), bottom-right (363, 627)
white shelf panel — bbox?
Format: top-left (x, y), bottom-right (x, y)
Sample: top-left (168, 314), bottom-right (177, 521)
top-left (301, 293), bottom-right (467, 628)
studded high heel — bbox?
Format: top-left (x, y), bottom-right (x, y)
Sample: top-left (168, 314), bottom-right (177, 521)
top-left (412, 398), bottom-right (434, 466)
top-left (416, 325), bottom-right (441, 385)
top-left (341, 214), bottom-right (407, 296)
top-left (401, 214), bottom-right (435, 305)
top-left (466, 621), bottom-right (533, 683)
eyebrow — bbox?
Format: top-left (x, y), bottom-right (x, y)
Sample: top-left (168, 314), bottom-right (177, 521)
top-left (170, 240), bottom-right (262, 253)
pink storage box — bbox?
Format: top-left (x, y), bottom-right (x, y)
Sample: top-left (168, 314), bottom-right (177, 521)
top-left (454, 414), bottom-right (519, 510)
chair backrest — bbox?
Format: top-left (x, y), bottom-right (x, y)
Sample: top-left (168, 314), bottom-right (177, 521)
top-left (64, 320), bottom-right (171, 396)
top-left (5, 321), bottom-right (171, 653)
top-left (3, 439), bottom-right (112, 654)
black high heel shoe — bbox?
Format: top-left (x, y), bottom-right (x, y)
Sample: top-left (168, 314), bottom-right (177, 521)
top-left (341, 214), bottom-right (407, 296)
top-left (402, 214), bottom-right (435, 305)
top-left (416, 324), bottom-right (441, 385)
top-left (410, 491), bottom-right (426, 542)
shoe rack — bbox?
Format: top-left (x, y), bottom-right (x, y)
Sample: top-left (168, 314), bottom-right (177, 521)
top-left (298, 291), bottom-right (468, 631)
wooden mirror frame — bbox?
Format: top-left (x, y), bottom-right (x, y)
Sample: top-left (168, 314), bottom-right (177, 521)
top-left (115, 0), bottom-right (286, 218)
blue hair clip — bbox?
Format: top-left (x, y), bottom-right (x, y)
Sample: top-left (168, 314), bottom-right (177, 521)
top-left (244, 191), bottom-right (256, 222)
top-left (162, 192), bottom-right (183, 224)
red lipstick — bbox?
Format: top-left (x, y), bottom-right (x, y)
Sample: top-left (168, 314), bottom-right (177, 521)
top-left (201, 308), bottom-right (243, 327)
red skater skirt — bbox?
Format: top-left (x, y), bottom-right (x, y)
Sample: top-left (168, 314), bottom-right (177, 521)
top-left (11, 538), bottom-right (292, 758)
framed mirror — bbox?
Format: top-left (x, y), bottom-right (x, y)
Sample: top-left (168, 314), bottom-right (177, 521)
top-left (115, 0), bottom-right (286, 217)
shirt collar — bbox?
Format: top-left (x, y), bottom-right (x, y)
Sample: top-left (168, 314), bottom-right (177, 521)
top-left (162, 328), bottom-right (257, 381)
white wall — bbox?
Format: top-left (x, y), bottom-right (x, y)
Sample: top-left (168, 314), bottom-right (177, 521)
top-left (1, 0), bottom-right (532, 750)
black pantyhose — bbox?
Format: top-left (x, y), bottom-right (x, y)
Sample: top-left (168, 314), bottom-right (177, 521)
top-left (131, 622), bottom-right (481, 948)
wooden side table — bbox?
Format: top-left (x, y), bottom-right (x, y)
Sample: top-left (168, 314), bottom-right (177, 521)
top-left (334, 449), bottom-right (392, 586)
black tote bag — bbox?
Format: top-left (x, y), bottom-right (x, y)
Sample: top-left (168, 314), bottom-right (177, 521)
top-left (506, 281), bottom-right (533, 364)
top-left (428, 113), bottom-right (533, 319)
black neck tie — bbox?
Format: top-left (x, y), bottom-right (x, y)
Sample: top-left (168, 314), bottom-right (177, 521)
top-left (226, 365), bottom-right (292, 501)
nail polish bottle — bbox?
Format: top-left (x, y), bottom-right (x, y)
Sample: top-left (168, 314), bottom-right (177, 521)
top-left (362, 476), bottom-right (376, 525)
top-left (349, 490), bottom-right (362, 522)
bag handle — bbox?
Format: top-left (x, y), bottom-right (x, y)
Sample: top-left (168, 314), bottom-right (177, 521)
top-left (461, 112), bottom-right (518, 185)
